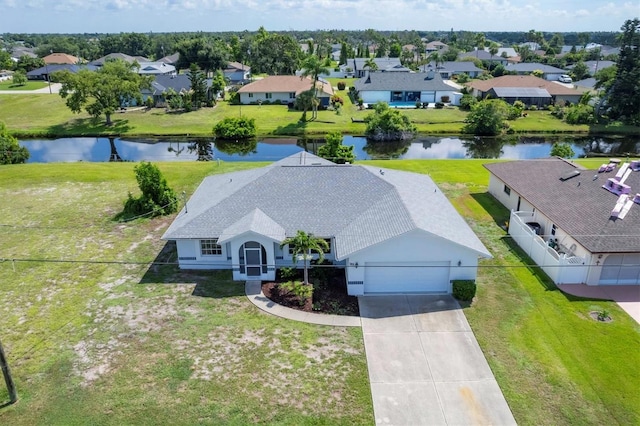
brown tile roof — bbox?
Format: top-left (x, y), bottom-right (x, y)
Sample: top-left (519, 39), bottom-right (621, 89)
top-left (238, 75), bottom-right (333, 96)
top-left (43, 53), bottom-right (80, 64)
top-left (467, 75), bottom-right (581, 96)
top-left (484, 159), bottom-right (640, 253)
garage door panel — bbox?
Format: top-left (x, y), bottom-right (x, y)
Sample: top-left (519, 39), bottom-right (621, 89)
top-left (600, 254), bottom-right (640, 285)
top-left (364, 262), bottom-right (450, 294)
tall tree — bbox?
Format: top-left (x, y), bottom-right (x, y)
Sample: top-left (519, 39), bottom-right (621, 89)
top-left (187, 64), bottom-right (207, 109)
top-left (0, 122), bottom-right (29, 165)
top-left (175, 37), bottom-right (229, 74)
top-left (474, 32), bottom-right (486, 57)
top-left (300, 54), bottom-right (330, 120)
top-left (56, 59), bottom-right (151, 125)
top-left (317, 131), bottom-right (355, 164)
top-left (339, 42), bottom-right (349, 65)
top-left (280, 231), bottom-right (329, 286)
top-left (364, 57), bottom-right (378, 71)
top-left (606, 18), bottom-right (640, 124)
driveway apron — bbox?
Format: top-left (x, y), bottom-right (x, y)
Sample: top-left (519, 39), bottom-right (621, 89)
top-left (359, 295), bottom-right (516, 425)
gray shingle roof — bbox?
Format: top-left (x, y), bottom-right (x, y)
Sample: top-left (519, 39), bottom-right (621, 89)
top-left (163, 153), bottom-right (491, 259)
top-left (505, 63), bottom-right (566, 73)
top-left (492, 87), bottom-right (551, 98)
top-left (354, 71), bottom-right (454, 92)
top-left (484, 159), bottom-right (640, 253)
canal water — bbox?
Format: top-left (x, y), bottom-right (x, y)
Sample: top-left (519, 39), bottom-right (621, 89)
top-left (18, 135), bottom-right (639, 163)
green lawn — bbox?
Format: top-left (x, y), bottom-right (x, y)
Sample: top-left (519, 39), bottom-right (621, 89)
top-left (0, 80), bottom-right (48, 91)
top-left (2, 93), bottom-right (637, 138)
top-left (0, 159), bottom-right (638, 425)
top-left (0, 162), bottom-right (372, 425)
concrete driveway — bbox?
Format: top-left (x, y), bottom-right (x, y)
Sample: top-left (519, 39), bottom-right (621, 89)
top-left (359, 295), bottom-right (516, 425)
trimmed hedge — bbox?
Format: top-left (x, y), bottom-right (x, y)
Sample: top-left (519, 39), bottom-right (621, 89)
top-left (452, 280), bottom-right (476, 301)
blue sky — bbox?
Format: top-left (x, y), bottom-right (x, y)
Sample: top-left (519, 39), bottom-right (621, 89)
top-left (0, 0), bottom-right (636, 34)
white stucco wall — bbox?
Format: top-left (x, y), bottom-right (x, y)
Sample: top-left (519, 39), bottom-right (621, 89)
top-left (239, 92), bottom-right (296, 105)
top-left (344, 230), bottom-right (481, 295)
top-left (176, 239), bottom-right (231, 270)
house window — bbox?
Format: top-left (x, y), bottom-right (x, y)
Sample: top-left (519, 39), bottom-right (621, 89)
top-left (200, 239), bottom-right (222, 256)
top-left (503, 185), bottom-right (511, 196)
top-left (551, 224), bottom-right (557, 236)
top-left (289, 92), bottom-right (296, 99)
top-left (248, 93), bottom-right (253, 98)
top-left (265, 93), bottom-right (272, 99)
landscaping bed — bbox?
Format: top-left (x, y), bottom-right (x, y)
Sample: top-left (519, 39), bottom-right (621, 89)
top-left (262, 266), bottom-right (360, 316)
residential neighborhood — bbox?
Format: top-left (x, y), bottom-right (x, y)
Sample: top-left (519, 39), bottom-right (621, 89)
top-left (0, 15), bottom-right (639, 426)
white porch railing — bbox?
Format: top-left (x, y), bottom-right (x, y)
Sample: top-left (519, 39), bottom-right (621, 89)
top-left (509, 211), bottom-right (588, 284)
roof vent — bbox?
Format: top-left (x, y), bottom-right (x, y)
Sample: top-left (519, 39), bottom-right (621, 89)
top-left (560, 170), bottom-right (580, 181)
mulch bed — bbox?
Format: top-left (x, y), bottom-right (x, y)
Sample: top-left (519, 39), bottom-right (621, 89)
top-left (261, 268), bottom-right (359, 316)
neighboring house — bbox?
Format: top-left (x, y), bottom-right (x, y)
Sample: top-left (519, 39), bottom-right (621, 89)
top-left (485, 158), bottom-right (640, 286)
top-left (466, 75), bottom-right (583, 105)
top-left (141, 74), bottom-right (214, 106)
top-left (136, 61), bottom-right (176, 75)
top-left (573, 77), bottom-right (597, 90)
top-left (10, 47), bottom-right (37, 61)
top-left (158, 52), bottom-right (179, 65)
top-left (89, 53), bottom-right (150, 66)
top-left (43, 52), bottom-right (80, 65)
top-left (496, 47), bottom-right (518, 58)
top-left (344, 57), bottom-right (409, 78)
top-left (425, 41), bottom-right (449, 53)
top-left (236, 75), bottom-right (333, 106)
top-left (505, 62), bottom-right (567, 81)
top-left (26, 64), bottom-right (98, 80)
top-left (223, 61), bottom-right (251, 83)
top-left (0, 70), bottom-right (12, 81)
top-left (162, 153), bottom-right (492, 295)
top-left (519, 42), bottom-right (541, 51)
top-left (458, 50), bottom-right (509, 65)
top-left (423, 61), bottom-right (483, 78)
top-left (353, 70), bottom-right (462, 105)
top-left (581, 60), bottom-right (616, 76)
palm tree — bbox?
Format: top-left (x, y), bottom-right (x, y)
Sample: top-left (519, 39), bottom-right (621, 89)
top-left (428, 51), bottom-right (443, 69)
top-left (364, 57), bottom-right (378, 72)
top-left (280, 230), bottom-right (329, 286)
top-left (489, 42), bottom-right (499, 58)
top-left (300, 54), bottom-right (330, 120)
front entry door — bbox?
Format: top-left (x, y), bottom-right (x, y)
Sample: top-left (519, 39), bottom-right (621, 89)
top-left (244, 243), bottom-right (262, 277)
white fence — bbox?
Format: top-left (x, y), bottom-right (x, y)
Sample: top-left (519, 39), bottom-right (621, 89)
top-left (509, 211), bottom-right (588, 284)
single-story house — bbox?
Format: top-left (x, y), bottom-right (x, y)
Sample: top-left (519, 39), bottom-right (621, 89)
top-left (10, 47), bottom-right (37, 61)
top-left (344, 58), bottom-right (410, 78)
top-left (353, 70), bottom-right (462, 105)
top-left (89, 53), bottom-right (150, 67)
top-left (158, 52), bottom-right (179, 65)
top-left (0, 70), bottom-right (13, 81)
top-left (237, 75), bottom-right (333, 106)
top-left (458, 50), bottom-right (509, 65)
top-left (485, 158), bottom-right (640, 285)
top-left (466, 75), bottom-right (583, 105)
top-left (135, 61), bottom-right (176, 75)
top-left (141, 74), bottom-right (214, 106)
top-left (223, 61), bottom-right (251, 83)
top-left (162, 153), bottom-right (492, 295)
top-left (27, 64), bottom-right (98, 80)
top-left (505, 62), bottom-right (567, 81)
top-left (425, 41), bottom-right (449, 53)
top-left (578, 60), bottom-right (616, 76)
top-left (423, 61), bottom-right (483, 78)
top-left (486, 87), bottom-right (552, 108)
top-left (43, 52), bottom-right (81, 65)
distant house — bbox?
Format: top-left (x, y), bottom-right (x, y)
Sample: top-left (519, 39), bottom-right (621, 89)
top-left (423, 61), bottom-right (483, 78)
top-left (43, 52), bottom-right (80, 65)
top-left (485, 158), bottom-right (640, 286)
top-left (223, 62), bottom-right (251, 83)
top-left (158, 53), bottom-right (179, 65)
top-left (344, 58), bottom-right (410, 78)
top-left (141, 74), bottom-right (214, 107)
top-left (466, 75), bottom-right (583, 105)
top-left (10, 47), bottom-right (37, 61)
top-left (505, 63), bottom-right (567, 81)
top-left (27, 64), bottom-right (98, 80)
top-left (162, 152), bottom-right (491, 294)
top-left (425, 41), bottom-right (449, 54)
top-left (237, 75), bottom-right (333, 106)
top-left (458, 50), bottom-right (509, 65)
top-left (136, 62), bottom-right (176, 75)
top-left (353, 71), bottom-right (461, 105)
top-left (581, 60), bottom-right (616, 76)
top-left (89, 53), bottom-right (150, 67)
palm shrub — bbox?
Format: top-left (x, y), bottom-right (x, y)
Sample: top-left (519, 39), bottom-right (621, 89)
top-left (0, 122), bottom-right (29, 165)
top-left (213, 117), bottom-right (257, 139)
top-left (365, 102), bottom-right (417, 141)
top-left (122, 162), bottom-right (178, 218)
top-left (280, 230), bottom-right (329, 286)
top-left (565, 104), bottom-right (596, 124)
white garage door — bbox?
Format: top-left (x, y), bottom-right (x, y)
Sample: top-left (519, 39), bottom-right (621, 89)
top-left (599, 254), bottom-right (640, 285)
top-left (364, 261), bottom-right (450, 294)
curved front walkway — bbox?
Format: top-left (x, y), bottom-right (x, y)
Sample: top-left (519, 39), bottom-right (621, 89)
top-left (244, 280), bottom-right (361, 327)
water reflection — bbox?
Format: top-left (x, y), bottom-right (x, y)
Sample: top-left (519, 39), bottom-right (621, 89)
top-left (18, 134), bottom-right (639, 163)
top-left (215, 138), bottom-right (258, 156)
